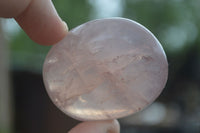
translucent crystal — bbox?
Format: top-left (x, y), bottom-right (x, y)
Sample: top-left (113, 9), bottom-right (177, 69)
top-left (43, 18), bottom-right (168, 121)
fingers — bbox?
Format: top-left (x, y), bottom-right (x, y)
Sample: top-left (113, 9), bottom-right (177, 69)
top-left (0, 0), bottom-right (31, 18)
top-left (0, 0), bottom-right (68, 45)
top-left (15, 0), bottom-right (68, 45)
top-left (68, 120), bottom-right (120, 133)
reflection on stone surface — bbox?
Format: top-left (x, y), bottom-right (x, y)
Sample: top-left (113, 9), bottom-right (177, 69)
top-left (43, 18), bottom-right (168, 121)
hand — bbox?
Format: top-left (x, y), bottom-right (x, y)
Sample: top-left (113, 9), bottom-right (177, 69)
top-left (69, 120), bottom-right (120, 133)
top-left (0, 0), bottom-right (68, 45)
top-left (0, 0), bottom-right (120, 132)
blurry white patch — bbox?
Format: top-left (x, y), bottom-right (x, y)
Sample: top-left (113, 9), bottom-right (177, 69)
top-left (1, 18), bottom-right (21, 40)
top-left (161, 20), bottom-right (198, 52)
top-left (47, 57), bottom-right (58, 64)
top-left (140, 102), bottom-right (166, 125)
top-left (88, 0), bottom-right (124, 18)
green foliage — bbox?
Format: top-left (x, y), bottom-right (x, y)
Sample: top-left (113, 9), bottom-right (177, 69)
top-left (9, 30), bottom-right (50, 72)
top-left (53, 0), bottom-right (92, 28)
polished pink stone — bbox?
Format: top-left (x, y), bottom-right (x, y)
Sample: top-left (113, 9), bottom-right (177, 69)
top-left (43, 18), bottom-right (168, 121)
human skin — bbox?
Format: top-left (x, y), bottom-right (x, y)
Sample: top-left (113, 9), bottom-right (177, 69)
top-left (0, 0), bottom-right (120, 132)
top-left (0, 0), bottom-right (67, 45)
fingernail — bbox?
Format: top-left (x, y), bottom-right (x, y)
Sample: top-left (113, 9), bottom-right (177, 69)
top-left (68, 120), bottom-right (120, 133)
top-left (62, 21), bottom-right (68, 32)
top-left (106, 120), bottom-right (120, 133)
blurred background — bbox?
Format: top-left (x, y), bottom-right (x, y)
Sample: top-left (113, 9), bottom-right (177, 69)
top-left (0, 0), bottom-right (200, 133)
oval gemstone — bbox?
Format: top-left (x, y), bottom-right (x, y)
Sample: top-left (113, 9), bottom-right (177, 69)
top-left (43, 18), bottom-right (168, 121)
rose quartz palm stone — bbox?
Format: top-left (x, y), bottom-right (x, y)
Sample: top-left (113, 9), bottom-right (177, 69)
top-left (43, 18), bottom-right (168, 121)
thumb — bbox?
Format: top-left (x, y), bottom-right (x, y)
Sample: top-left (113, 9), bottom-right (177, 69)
top-left (68, 120), bottom-right (120, 133)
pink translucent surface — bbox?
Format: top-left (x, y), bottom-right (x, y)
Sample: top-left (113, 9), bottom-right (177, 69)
top-left (43, 18), bottom-right (168, 121)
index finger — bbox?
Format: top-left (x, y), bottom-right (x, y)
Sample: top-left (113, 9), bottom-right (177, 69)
top-left (15, 0), bottom-right (68, 45)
